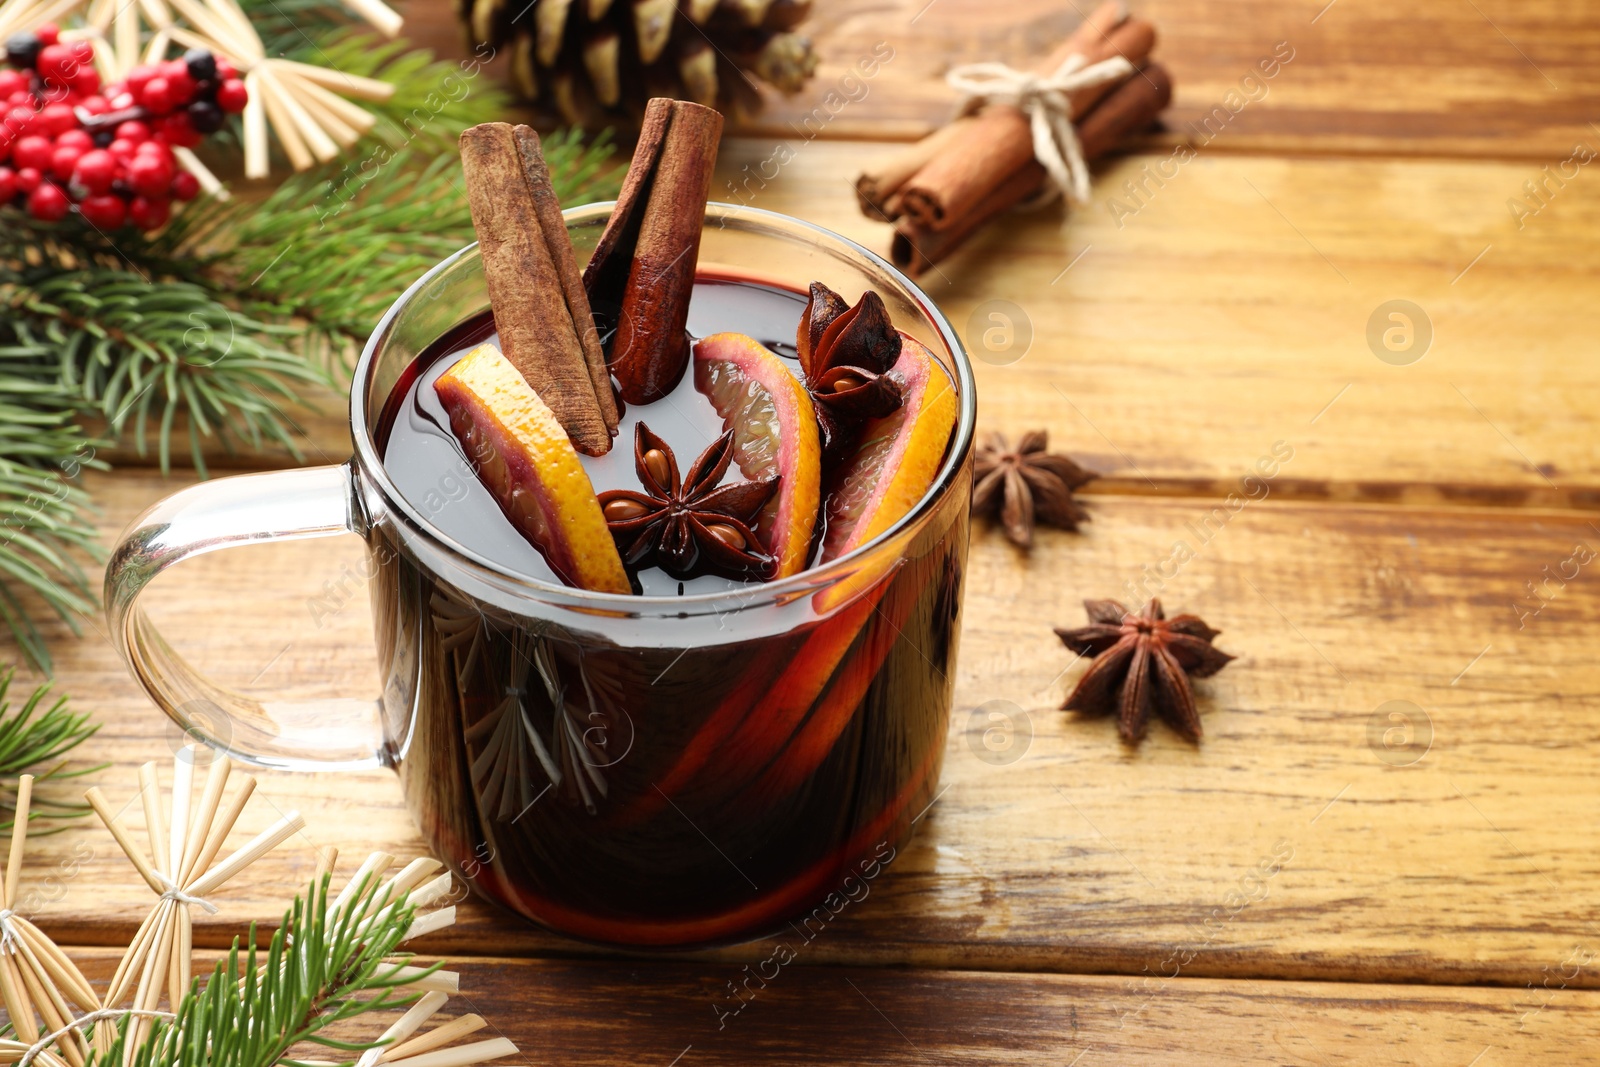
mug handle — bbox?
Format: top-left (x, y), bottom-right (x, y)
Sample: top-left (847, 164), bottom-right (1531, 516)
top-left (104, 462), bottom-right (387, 772)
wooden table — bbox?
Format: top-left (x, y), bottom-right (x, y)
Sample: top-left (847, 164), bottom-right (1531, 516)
top-left (23, 0), bottom-right (1600, 1061)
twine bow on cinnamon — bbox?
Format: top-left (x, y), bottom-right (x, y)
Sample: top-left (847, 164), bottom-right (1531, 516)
top-left (944, 51), bottom-right (1134, 205)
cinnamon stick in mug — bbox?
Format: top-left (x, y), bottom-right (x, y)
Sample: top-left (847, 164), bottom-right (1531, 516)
top-left (584, 97), bottom-right (724, 404)
top-left (898, 5), bottom-right (1155, 231)
top-left (892, 64), bottom-right (1174, 278)
top-left (459, 122), bottom-right (617, 455)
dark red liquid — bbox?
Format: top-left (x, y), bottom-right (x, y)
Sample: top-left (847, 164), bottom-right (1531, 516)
top-left (369, 275), bottom-right (970, 947)
top-left (379, 276), bottom-right (817, 594)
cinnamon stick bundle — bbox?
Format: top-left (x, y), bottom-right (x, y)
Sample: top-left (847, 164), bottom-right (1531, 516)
top-left (584, 97), bottom-right (724, 404)
top-left (891, 64), bottom-right (1173, 278)
top-left (460, 122), bottom-right (618, 455)
top-left (903, 4), bottom-right (1155, 230)
top-left (856, 0), bottom-right (1173, 277)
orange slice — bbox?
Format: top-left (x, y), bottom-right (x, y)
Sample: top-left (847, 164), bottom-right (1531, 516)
top-left (820, 334), bottom-right (958, 562)
top-left (693, 332), bottom-right (822, 578)
top-left (435, 343), bottom-right (631, 594)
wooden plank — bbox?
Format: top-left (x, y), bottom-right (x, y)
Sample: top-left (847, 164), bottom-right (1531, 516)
top-left (394, 0), bottom-right (1600, 158)
top-left (58, 947), bottom-right (1600, 1063)
top-left (133, 143), bottom-right (1600, 507)
top-left (726, 141), bottom-right (1600, 507)
top-left (744, 0), bottom-right (1600, 159)
top-left (18, 472), bottom-right (1600, 989)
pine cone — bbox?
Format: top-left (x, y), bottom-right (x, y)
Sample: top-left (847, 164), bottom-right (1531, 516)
top-left (460, 0), bottom-right (819, 125)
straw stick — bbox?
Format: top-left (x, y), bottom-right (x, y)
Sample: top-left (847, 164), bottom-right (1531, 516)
top-left (13, 921), bottom-right (97, 1008)
top-left (0, 951), bottom-right (39, 1043)
top-left (280, 76), bottom-right (362, 149)
top-left (166, 0), bottom-right (254, 61)
top-left (255, 70), bottom-right (314, 171)
top-left (341, 0), bottom-right (402, 37)
top-left (384, 1014), bottom-right (486, 1063)
top-left (273, 59), bottom-right (394, 102)
top-left (167, 747), bottom-right (196, 880)
top-left (277, 69), bottom-right (377, 137)
top-left (178, 755), bottom-right (229, 884)
top-left (259, 70), bottom-right (339, 163)
top-left (366, 990), bottom-right (449, 1061)
top-left (85, 789), bottom-right (165, 895)
top-left (200, 0), bottom-right (259, 61)
top-left (114, 0), bottom-right (138, 75)
top-left (401, 906), bottom-right (455, 943)
top-left (395, 1038), bottom-right (519, 1067)
top-left (315, 846), bottom-right (339, 884)
top-left (173, 146), bottom-right (229, 201)
top-left (14, 955), bottom-right (82, 1067)
top-left (137, 0), bottom-right (173, 30)
top-left (3, 775), bottom-right (28, 909)
top-left (196, 772), bottom-right (254, 879)
top-left (104, 905), bottom-right (162, 1007)
top-left (405, 873), bottom-right (454, 911)
top-left (137, 762), bottom-right (168, 881)
top-left (242, 80), bottom-right (269, 179)
top-left (332, 852), bottom-right (393, 915)
top-left (140, 25), bottom-right (171, 64)
top-left (376, 858), bottom-right (444, 903)
top-left (187, 810), bottom-right (304, 897)
top-left (382, 965), bottom-right (459, 993)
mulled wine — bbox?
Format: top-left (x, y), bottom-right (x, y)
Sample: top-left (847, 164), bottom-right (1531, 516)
top-left (371, 272), bottom-right (968, 946)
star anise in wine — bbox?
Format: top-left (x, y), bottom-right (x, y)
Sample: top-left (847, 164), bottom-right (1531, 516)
top-left (597, 423), bottom-right (778, 581)
top-left (973, 430), bottom-right (1093, 547)
top-left (797, 282), bottom-right (905, 462)
top-left (1055, 599), bottom-right (1235, 744)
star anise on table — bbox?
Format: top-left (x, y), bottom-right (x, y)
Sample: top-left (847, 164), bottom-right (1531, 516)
top-left (1055, 599), bottom-right (1235, 744)
top-left (797, 282), bottom-right (905, 463)
top-left (972, 430), bottom-right (1094, 547)
top-left (597, 423), bottom-right (779, 581)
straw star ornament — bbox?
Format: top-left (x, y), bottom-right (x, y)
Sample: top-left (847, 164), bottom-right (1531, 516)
top-left (0, 746), bottom-right (524, 1067)
top-left (0, 776), bottom-right (112, 1067)
top-left (0, 0), bottom-right (403, 178)
top-left (85, 747), bottom-right (305, 1053)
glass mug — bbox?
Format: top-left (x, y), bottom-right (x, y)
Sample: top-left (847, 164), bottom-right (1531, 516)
top-left (105, 203), bottom-right (976, 948)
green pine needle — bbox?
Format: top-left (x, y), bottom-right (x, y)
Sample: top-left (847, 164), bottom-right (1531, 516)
top-left (0, 9), bottom-right (619, 667)
top-left (0, 669), bottom-right (101, 827)
top-left (107, 865), bottom-right (430, 1067)
top-left (2, 263), bottom-right (334, 478)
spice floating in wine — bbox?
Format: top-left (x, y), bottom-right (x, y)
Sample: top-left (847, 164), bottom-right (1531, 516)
top-left (433, 105), bottom-right (955, 596)
top-left (385, 275), bottom-right (811, 596)
top-left (796, 282), bottom-right (905, 463)
top-left (433, 342), bottom-right (630, 594)
top-left (692, 332), bottom-right (822, 579)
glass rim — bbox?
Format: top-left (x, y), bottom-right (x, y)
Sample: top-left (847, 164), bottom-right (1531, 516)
top-left (349, 201), bottom-right (977, 611)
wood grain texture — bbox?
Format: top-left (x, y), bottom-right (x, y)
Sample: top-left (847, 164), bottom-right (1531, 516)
top-left (58, 947), bottom-right (1600, 1064)
top-left (394, 0), bottom-right (1600, 158)
top-left (18, 471), bottom-right (1600, 991)
top-left (729, 141), bottom-right (1600, 507)
top-left (129, 143), bottom-right (1600, 509)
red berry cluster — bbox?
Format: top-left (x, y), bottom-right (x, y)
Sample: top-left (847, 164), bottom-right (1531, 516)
top-left (0, 24), bottom-right (248, 230)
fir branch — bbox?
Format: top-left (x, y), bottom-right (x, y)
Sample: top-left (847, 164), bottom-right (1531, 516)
top-left (0, 342), bottom-right (102, 670)
top-left (107, 867), bottom-right (425, 1067)
top-left (1, 263), bottom-right (333, 477)
top-left (0, 669), bottom-right (101, 827)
